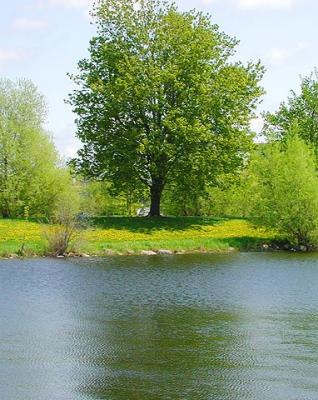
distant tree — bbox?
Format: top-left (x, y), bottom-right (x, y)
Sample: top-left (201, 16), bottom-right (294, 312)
top-left (0, 78), bottom-right (70, 218)
top-left (79, 180), bottom-right (143, 216)
top-left (69, 0), bottom-right (264, 216)
top-left (264, 69), bottom-right (318, 150)
top-left (246, 125), bottom-right (318, 248)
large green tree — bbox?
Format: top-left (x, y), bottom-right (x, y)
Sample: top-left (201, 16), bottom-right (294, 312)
top-left (69, 0), bottom-right (264, 216)
top-left (0, 78), bottom-right (70, 218)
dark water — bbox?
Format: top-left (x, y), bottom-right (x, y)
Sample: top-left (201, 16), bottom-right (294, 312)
top-left (1, 253), bottom-right (318, 400)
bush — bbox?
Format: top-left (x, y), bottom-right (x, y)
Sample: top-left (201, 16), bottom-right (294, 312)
top-left (43, 191), bottom-right (81, 256)
top-left (246, 131), bottom-right (318, 248)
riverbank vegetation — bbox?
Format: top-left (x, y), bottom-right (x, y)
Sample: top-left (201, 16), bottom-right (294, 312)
top-left (1, 0), bottom-right (318, 255)
top-left (0, 217), bottom-right (275, 257)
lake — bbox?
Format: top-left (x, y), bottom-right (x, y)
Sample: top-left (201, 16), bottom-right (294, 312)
top-left (1, 253), bottom-right (318, 400)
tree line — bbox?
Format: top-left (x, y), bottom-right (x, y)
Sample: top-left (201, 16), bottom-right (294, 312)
top-left (2, 0), bottom-right (318, 248)
top-left (0, 79), bottom-right (72, 219)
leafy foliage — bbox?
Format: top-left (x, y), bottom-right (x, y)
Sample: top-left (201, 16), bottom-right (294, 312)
top-left (79, 180), bottom-right (143, 216)
top-left (264, 69), bottom-right (318, 151)
top-left (43, 190), bottom-right (81, 256)
top-left (246, 129), bottom-right (318, 248)
top-left (69, 0), bottom-right (264, 216)
top-left (0, 78), bottom-right (72, 218)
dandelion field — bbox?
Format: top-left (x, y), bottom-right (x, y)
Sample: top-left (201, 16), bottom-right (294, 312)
top-left (0, 217), bottom-right (276, 257)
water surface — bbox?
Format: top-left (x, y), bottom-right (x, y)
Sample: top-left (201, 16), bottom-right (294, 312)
top-left (1, 253), bottom-right (318, 400)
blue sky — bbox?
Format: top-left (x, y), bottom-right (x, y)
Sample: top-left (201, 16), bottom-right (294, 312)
top-left (0, 0), bottom-right (316, 156)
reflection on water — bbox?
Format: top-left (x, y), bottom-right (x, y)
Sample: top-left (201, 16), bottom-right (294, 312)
top-left (1, 253), bottom-right (318, 399)
top-left (77, 307), bottom-right (244, 400)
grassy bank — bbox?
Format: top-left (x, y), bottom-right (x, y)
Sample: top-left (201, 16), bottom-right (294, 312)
top-left (0, 217), bottom-right (276, 257)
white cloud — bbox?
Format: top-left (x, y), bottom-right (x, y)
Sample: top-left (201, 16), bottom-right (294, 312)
top-left (295, 41), bottom-right (310, 51)
top-left (0, 49), bottom-right (22, 68)
top-left (267, 42), bottom-right (309, 66)
top-left (12, 17), bottom-right (47, 31)
top-left (238, 0), bottom-right (293, 9)
top-left (201, 0), bottom-right (216, 4)
top-left (267, 47), bottom-right (290, 66)
top-left (44, 0), bottom-right (92, 8)
top-left (200, 0), bottom-right (295, 9)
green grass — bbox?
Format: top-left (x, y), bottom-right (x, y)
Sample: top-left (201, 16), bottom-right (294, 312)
top-left (0, 216), bottom-right (277, 257)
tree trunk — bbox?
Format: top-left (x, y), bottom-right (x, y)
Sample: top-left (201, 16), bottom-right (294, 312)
top-left (1, 206), bottom-right (10, 219)
top-left (149, 180), bottom-right (163, 217)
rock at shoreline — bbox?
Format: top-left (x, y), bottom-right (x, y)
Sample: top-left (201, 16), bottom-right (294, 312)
top-left (9, 254), bottom-right (19, 259)
top-left (141, 250), bottom-right (157, 256)
top-left (158, 249), bottom-right (173, 255)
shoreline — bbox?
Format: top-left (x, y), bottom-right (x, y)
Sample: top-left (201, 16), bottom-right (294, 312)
top-left (0, 247), bottom-right (239, 260)
top-left (0, 242), bottom-right (312, 260)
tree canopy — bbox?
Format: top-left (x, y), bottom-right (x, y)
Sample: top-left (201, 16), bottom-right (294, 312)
top-left (0, 78), bottom-right (71, 218)
top-left (264, 69), bottom-right (318, 151)
top-left (69, 0), bottom-right (264, 216)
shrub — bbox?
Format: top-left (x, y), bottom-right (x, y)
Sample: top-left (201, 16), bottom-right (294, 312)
top-left (246, 131), bottom-right (318, 248)
top-left (43, 191), bottom-right (81, 256)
